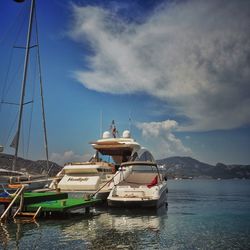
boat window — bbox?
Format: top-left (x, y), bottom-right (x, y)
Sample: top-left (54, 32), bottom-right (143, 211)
top-left (90, 151), bottom-right (116, 164)
top-left (138, 151), bottom-right (154, 161)
top-left (132, 150), bottom-right (155, 162)
top-left (130, 152), bottom-right (138, 161)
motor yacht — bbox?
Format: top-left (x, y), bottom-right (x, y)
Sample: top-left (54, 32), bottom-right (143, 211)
top-left (50, 129), bottom-right (141, 200)
top-left (107, 161), bottom-right (168, 208)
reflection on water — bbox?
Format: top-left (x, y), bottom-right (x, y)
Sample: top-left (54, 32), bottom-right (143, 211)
top-left (61, 206), bottom-right (168, 250)
top-left (1, 180), bottom-right (250, 249)
top-left (0, 220), bottom-right (40, 249)
top-left (0, 206), bottom-right (168, 250)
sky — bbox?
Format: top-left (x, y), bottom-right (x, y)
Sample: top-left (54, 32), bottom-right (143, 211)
top-left (0, 0), bottom-right (249, 166)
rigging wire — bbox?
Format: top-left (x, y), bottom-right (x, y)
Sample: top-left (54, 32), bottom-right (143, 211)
top-left (3, 111), bottom-right (18, 147)
top-left (0, 3), bottom-right (26, 46)
top-left (0, 61), bottom-right (24, 146)
top-left (2, 60), bottom-right (24, 105)
top-left (26, 47), bottom-right (38, 159)
top-left (0, 2), bottom-right (28, 145)
top-left (0, 49), bottom-right (14, 107)
top-left (34, 4), bottom-right (50, 171)
top-left (25, 2), bottom-right (41, 159)
top-left (21, 118), bottom-right (25, 157)
top-left (0, 2), bottom-right (27, 104)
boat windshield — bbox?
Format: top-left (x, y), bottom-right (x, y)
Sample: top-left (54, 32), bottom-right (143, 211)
top-left (89, 151), bottom-right (115, 164)
top-left (129, 164), bottom-right (158, 173)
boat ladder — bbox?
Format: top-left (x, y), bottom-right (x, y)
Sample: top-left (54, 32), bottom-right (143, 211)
top-left (0, 184), bottom-right (41, 221)
top-left (13, 206), bottom-right (42, 221)
top-left (0, 184), bottom-right (26, 221)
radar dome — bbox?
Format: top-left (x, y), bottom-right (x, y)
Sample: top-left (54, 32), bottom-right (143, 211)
top-left (122, 130), bottom-right (131, 138)
top-left (102, 131), bottom-right (111, 139)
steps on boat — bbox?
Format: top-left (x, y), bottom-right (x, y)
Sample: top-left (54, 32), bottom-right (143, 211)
top-left (14, 206), bottom-right (42, 220)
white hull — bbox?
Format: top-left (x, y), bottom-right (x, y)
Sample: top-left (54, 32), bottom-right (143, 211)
top-left (108, 183), bottom-right (168, 208)
top-left (107, 161), bottom-right (168, 208)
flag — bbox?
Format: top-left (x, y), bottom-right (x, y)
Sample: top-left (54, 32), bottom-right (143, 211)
top-left (10, 132), bottom-right (18, 149)
top-left (147, 175), bottom-right (158, 188)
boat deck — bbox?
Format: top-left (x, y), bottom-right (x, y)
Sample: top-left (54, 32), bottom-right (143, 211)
top-left (118, 172), bottom-right (160, 187)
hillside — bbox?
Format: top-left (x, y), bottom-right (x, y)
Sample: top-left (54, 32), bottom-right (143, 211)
top-left (157, 156), bottom-right (250, 179)
top-left (1, 153), bottom-right (249, 179)
top-left (0, 153), bottom-right (62, 177)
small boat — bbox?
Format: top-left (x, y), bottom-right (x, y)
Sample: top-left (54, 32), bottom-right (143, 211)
top-left (0, 168), bottom-right (51, 191)
top-left (50, 128), bottom-right (141, 200)
top-left (107, 161), bottom-right (168, 208)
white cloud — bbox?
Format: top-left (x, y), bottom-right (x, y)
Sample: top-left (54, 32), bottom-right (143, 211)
top-left (136, 120), bottom-right (191, 159)
top-left (50, 150), bottom-right (91, 165)
top-left (69, 0), bottom-right (250, 131)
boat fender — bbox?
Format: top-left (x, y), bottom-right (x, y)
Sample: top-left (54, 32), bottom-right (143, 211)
top-left (83, 193), bottom-right (91, 201)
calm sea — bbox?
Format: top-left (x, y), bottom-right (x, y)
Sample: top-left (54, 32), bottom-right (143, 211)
top-left (1, 180), bottom-right (250, 249)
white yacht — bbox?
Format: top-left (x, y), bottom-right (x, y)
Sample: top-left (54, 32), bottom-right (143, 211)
top-left (107, 160), bottom-right (168, 208)
top-left (50, 129), bottom-right (141, 200)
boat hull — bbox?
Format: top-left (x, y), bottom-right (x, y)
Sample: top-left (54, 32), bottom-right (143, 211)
top-left (108, 188), bottom-right (168, 208)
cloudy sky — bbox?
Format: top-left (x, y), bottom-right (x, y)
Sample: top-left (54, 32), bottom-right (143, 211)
top-left (0, 0), bottom-right (249, 165)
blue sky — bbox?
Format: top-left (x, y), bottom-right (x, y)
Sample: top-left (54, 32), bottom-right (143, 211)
top-left (0, 0), bottom-right (249, 165)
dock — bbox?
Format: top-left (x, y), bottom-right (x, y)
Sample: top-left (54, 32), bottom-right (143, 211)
top-left (27, 198), bottom-right (99, 213)
top-left (0, 186), bottom-right (100, 221)
top-left (0, 192), bottom-right (68, 205)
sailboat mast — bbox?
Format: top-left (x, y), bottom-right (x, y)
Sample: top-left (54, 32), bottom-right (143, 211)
top-left (35, 7), bottom-right (49, 172)
top-left (12, 0), bottom-right (35, 171)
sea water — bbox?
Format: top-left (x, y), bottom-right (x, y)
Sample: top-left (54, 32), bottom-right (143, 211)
top-left (0, 179), bottom-right (250, 249)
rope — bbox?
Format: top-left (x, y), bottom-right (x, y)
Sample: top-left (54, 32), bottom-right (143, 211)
top-left (91, 170), bottom-right (121, 198)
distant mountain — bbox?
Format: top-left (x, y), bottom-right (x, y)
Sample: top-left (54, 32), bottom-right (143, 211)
top-left (0, 153), bottom-right (62, 177)
top-left (157, 156), bottom-right (250, 179)
top-left (1, 153), bottom-right (249, 179)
